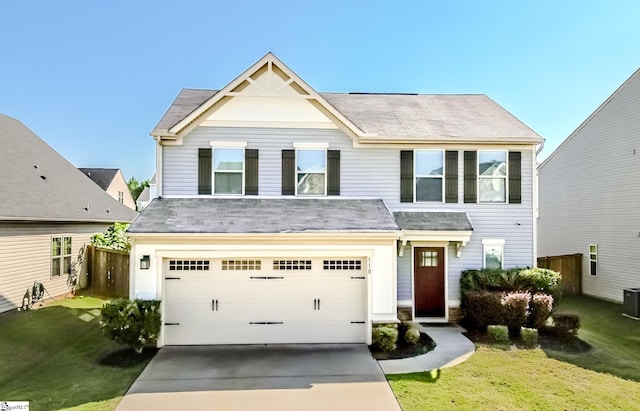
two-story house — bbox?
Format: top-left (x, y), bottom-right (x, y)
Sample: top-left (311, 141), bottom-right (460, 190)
top-left (128, 53), bottom-right (543, 346)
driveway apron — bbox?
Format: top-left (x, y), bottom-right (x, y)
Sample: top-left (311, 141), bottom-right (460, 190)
top-left (116, 344), bottom-right (401, 411)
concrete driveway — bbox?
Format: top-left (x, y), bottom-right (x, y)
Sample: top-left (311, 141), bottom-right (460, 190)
top-left (116, 344), bottom-right (401, 411)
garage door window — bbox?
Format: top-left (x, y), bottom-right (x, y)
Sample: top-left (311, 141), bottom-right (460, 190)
top-left (169, 260), bottom-right (210, 271)
top-left (222, 260), bottom-right (261, 270)
top-left (273, 260), bottom-right (312, 270)
top-left (323, 260), bottom-right (362, 270)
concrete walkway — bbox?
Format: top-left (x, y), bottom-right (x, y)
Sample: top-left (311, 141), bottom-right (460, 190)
top-left (378, 324), bottom-right (475, 374)
top-left (116, 344), bottom-right (400, 411)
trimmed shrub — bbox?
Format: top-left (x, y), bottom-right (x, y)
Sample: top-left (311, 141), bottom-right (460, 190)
top-left (518, 268), bottom-right (562, 298)
top-left (372, 326), bottom-right (398, 352)
top-left (529, 293), bottom-right (554, 329)
top-left (405, 327), bottom-right (421, 345)
top-left (551, 312), bottom-right (580, 340)
top-left (520, 327), bottom-right (538, 348)
top-left (487, 325), bottom-right (510, 344)
top-left (101, 298), bottom-right (161, 353)
top-left (462, 291), bottom-right (504, 331)
top-left (502, 292), bottom-right (531, 336)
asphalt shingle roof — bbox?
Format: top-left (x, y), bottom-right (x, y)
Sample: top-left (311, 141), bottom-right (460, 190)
top-left (78, 168), bottom-right (119, 191)
top-left (394, 212), bottom-right (474, 231)
top-left (128, 198), bottom-right (399, 234)
top-left (151, 89), bottom-right (542, 143)
top-left (0, 114), bottom-right (138, 222)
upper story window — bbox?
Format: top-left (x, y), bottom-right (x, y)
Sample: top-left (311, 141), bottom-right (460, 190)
top-left (478, 151), bottom-right (507, 203)
top-left (415, 150), bottom-right (444, 202)
top-left (118, 191), bottom-right (124, 203)
top-left (214, 148), bottom-right (244, 194)
top-left (296, 149), bottom-right (326, 195)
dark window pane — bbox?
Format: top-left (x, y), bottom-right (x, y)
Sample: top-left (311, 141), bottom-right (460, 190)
top-left (52, 258), bottom-right (61, 277)
top-left (416, 177), bottom-right (442, 202)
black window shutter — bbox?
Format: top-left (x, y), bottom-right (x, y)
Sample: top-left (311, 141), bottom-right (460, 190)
top-left (463, 151), bottom-right (477, 203)
top-left (198, 148), bottom-right (212, 195)
top-left (282, 150), bottom-right (295, 195)
top-left (445, 150), bottom-right (458, 203)
top-left (245, 149), bottom-right (259, 195)
top-left (400, 150), bottom-right (414, 203)
top-left (327, 150), bottom-right (340, 196)
top-left (509, 151), bottom-right (522, 204)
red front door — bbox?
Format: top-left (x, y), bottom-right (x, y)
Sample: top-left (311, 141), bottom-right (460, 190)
top-left (414, 247), bottom-right (445, 318)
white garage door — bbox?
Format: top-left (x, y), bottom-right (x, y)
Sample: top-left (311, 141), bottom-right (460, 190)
top-left (163, 257), bottom-right (367, 345)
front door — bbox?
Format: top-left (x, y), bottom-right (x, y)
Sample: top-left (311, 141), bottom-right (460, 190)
top-left (414, 247), bottom-right (445, 318)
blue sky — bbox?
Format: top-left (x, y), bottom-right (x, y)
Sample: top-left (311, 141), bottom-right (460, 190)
top-left (1, 1), bottom-right (639, 181)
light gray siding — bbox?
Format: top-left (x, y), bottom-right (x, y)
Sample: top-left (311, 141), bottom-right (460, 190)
top-left (538, 70), bottom-right (640, 303)
top-left (0, 222), bottom-right (108, 313)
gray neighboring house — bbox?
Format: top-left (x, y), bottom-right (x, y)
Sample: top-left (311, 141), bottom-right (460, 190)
top-left (79, 167), bottom-right (136, 210)
top-left (130, 53), bottom-right (543, 346)
top-left (538, 68), bottom-right (640, 303)
top-left (0, 114), bottom-right (138, 313)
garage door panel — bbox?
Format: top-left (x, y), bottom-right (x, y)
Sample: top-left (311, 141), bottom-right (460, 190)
top-left (164, 257), bottom-right (367, 345)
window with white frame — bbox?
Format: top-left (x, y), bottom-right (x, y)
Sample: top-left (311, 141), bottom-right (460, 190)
top-left (482, 239), bottom-right (504, 269)
top-left (296, 149), bottom-right (326, 195)
top-left (213, 148), bottom-right (244, 194)
top-left (415, 149), bottom-right (444, 202)
top-left (478, 151), bottom-right (507, 203)
top-left (52, 236), bottom-right (72, 278)
top-left (589, 245), bottom-right (597, 276)
top-left (118, 191), bottom-right (124, 203)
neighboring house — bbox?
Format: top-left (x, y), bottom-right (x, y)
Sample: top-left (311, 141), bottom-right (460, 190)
top-left (0, 114), bottom-right (138, 313)
top-left (538, 68), bottom-right (640, 303)
top-left (135, 174), bottom-right (156, 211)
top-left (79, 168), bottom-right (136, 210)
top-left (128, 53), bottom-right (542, 346)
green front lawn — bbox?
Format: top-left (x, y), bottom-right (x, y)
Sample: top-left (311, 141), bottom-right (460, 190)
top-left (0, 296), bottom-right (155, 411)
top-left (388, 296), bottom-right (640, 410)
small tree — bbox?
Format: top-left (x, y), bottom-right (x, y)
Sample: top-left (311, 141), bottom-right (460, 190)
top-left (127, 177), bottom-right (150, 202)
top-left (100, 299), bottom-right (161, 354)
top-left (91, 222), bottom-right (130, 252)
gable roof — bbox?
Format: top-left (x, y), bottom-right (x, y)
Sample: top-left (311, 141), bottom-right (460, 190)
top-left (0, 114), bottom-right (138, 223)
top-left (151, 53), bottom-right (543, 144)
top-left (128, 198), bottom-right (399, 234)
top-left (78, 168), bottom-right (119, 190)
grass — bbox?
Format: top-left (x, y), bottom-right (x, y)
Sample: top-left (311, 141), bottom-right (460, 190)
top-left (388, 295), bottom-right (640, 410)
top-left (0, 295), bottom-right (155, 411)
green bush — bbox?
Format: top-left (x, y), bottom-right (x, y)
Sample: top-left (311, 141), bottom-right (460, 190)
top-left (100, 298), bottom-right (161, 353)
top-left (502, 292), bottom-right (531, 336)
top-left (520, 327), bottom-right (539, 348)
top-left (551, 312), bottom-right (580, 340)
top-left (529, 293), bottom-right (554, 329)
top-left (372, 326), bottom-right (398, 352)
top-left (405, 327), bottom-right (421, 345)
top-left (518, 268), bottom-right (562, 298)
top-left (487, 325), bottom-right (510, 344)
top-left (462, 291), bottom-right (504, 331)
top-left (460, 267), bottom-right (561, 296)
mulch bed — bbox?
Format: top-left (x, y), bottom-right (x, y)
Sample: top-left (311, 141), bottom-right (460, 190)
top-left (369, 332), bottom-right (436, 360)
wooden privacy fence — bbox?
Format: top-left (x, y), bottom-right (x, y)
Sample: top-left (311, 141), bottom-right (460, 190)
top-left (537, 253), bottom-right (582, 296)
top-left (87, 245), bottom-right (130, 298)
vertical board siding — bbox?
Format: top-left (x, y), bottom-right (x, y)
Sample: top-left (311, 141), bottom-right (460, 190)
top-left (538, 71), bottom-right (640, 303)
top-left (0, 223), bottom-right (109, 313)
top-left (163, 127), bottom-right (536, 305)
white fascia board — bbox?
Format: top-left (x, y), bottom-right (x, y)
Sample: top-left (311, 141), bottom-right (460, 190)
top-left (127, 231), bottom-right (400, 241)
top-left (399, 230), bottom-right (472, 243)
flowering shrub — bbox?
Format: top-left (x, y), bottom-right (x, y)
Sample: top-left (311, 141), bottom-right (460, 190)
top-left (462, 291), bottom-right (504, 331)
top-left (502, 292), bottom-right (531, 336)
top-left (529, 293), bottom-right (554, 329)
top-left (100, 298), bottom-right (161, 353)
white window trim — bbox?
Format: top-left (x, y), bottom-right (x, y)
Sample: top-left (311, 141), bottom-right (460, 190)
top-left (212, 146), bottom-right (246, 195)
top-left (209, 141), bottom-right (248, 148)
top-left (414, 149), bottom-right (444, 203)
top-left (293, 142), bottom-right (330, 149)
top-left (482, 239), bottom-right (505, 269)
top-left (51, 236), bottom-right (72, 278)
top-left (589, 244), bottom-right (598, 276)
top-left (477, 150), bottom-right (508, 204)
top-left (295, 148), bottom-right (327, 196)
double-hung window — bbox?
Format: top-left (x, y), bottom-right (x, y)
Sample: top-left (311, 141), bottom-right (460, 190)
top-left (213, 147), bottom-right (244, 194)
top-left (482, 239), bottom-right (504, 269)
top-left (589, 245), bottom-right (598, 276)
top-left (296, 149), bottom-right (326, 195)
top-left (52, 236), bottom-right (72, 278)
top-left (415, 150), bottom-right (444, 202)
top-left (478, 151), bottom-right (507, 203)
top-left (118, 191), bottom-right (124, 203)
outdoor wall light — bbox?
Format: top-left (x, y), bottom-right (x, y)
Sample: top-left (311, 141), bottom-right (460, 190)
top-left (140, 255), bottom-right (150, 270)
